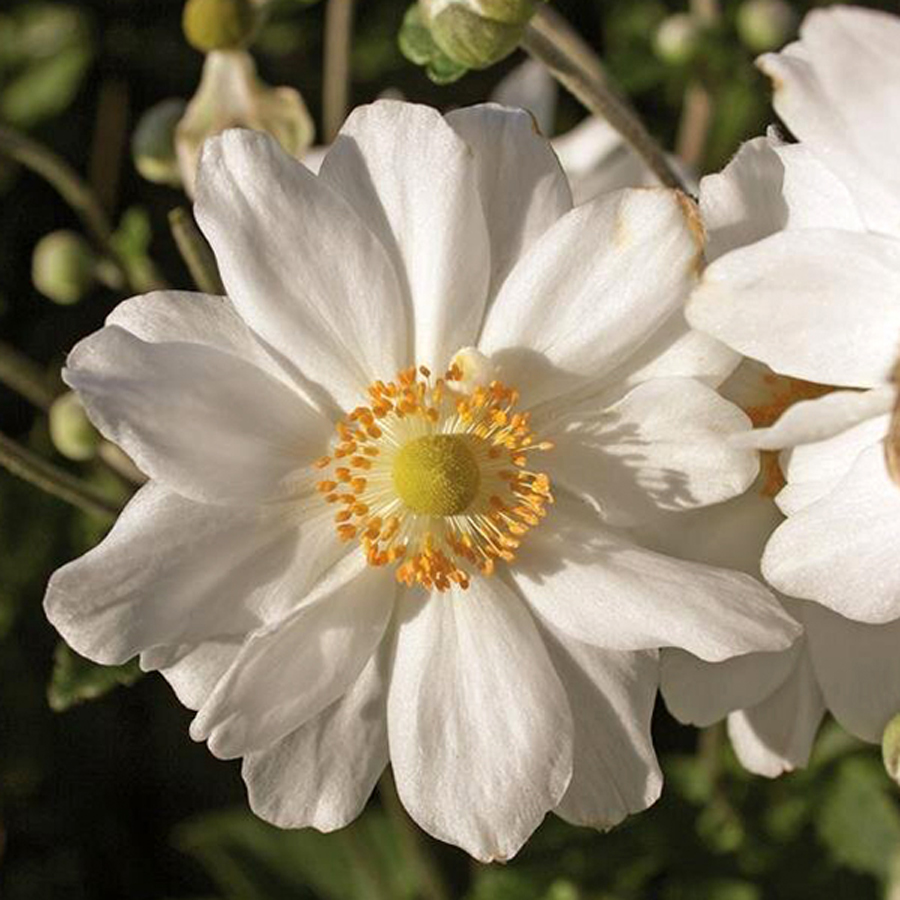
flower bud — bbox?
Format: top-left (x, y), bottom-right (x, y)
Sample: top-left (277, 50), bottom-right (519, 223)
top-left (653, 13), bottom-right (702, 66)
top-left (31, 231), bottom-right (97, 305)
top-left (182, 0), bottom-right (255, 53)
top-left (883, 712), bottom-right (900, 786)
top-left (421, 0), bottom-right (539, 71)
top-left (132, 99), bottom-right (187, 187)
top-left (736, 0), bottom-right (796, 53)
top-left (175, 50), bottom-right (314, 195)
top-left (49, 392), bottom-right (101, 461)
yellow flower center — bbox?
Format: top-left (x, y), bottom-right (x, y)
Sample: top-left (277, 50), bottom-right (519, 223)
top-left (393, 434), bottom-right (481, 516)
top-left (314, 360), bottom-right (554, 592)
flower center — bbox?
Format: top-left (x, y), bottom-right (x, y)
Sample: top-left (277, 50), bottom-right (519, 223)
top-left (314, 358), bottom-right (554, 592)
top-left (392, 434), bottom-right (480, 516)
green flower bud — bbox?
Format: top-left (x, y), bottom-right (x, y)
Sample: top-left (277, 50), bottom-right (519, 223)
top-left (653, 13), bottom-right (702, 66)
top-left (49, 392), bottom-right (101, 462)
top-left (422, 0), bottom-right (539, 71)
top-left (883, 713), bottom-right (900, 786)
top-left (132, 99), bottom-right (187, 187)
top-left (176, 50), bottom-right (315, 195)
top-left (182, 0), bottom-right (255, 53)
top-left (31, 231), bottom-right (97, 305)
top-left (736, 0), bottom-right (796, 53)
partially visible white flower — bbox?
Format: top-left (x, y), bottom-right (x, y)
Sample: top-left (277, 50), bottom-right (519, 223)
top-left (176, 49), bottom-right (314, 195)
top-left (45, 101), bottom-right (797, 859)
top-left (491, 59), bottom-right (694, 205)
top-left (667, 6), bottom-right (900, 773)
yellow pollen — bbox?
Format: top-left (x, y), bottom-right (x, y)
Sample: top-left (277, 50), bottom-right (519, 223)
top-left (314, 362), bottom-right (554, 593)
top-left (392, 435), bottom-right (480, 516)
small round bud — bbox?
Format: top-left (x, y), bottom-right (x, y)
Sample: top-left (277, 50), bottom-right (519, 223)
top-left (653, 13), bottom-right (702, 65)
top-left (132, 99), bottom-right (187, 187)
top-left (883, 713), bottom-right (900, 786)
top-left (182, 0), bottom-right (255, 53)
top-left (736, 0), bottom-right (796, 53)
top-left (422, 0), bottom-right (538, 71)
top-left (32, 231), bottom-right (97, 305)
top-left (50, 392), bottom-right (101, 462)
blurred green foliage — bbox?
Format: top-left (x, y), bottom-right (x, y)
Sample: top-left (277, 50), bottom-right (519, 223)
top-left (2, 0), bottom-right (900, 897)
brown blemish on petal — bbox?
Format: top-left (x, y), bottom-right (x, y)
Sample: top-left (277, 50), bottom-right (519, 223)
top-left (674, 190), bottom-right (706, 275)
top-left (885, 356), bottom-right (900, 488)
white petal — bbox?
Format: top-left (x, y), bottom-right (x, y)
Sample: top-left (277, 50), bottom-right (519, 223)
top-left (243, 648), bottom-right (388, 832)
top-left (660, 643), bottom-right (798, 728)
top-left (727, 647), bottom-right (825, 777)
top-left (45, 483), bottom-right (319, 665)
top-left (154, 641), bottom-right (241, 710)
top-left (195, 128), bottom-right (409, 410)
top-left (445, 104), bottom-right (572, 295)
top-left (550, 378), bottom-right (758, 525)
top-left (736, 387), bottom-right (895, 450)
top-left (804, 601), bottom-right (900, 743)
top-left (106, 291), bottom-right (291, 387)
top-left (689, 229), bottom-right (900, 389)
top-left (700, 136), bottom-right (864, 263)
top-left (479, 188), bottom-right (703, 407)
top-left (318, 101), bottom-right (489, 371)
top-left (543, 630), bottom-right (661, 829)
top-left (763, 444), bottom-right (900, 623)
top-left (700, 136), bottom-right (789, 262)
top-left (191, 555), bottom-right (395, 758)
top-left (513, 495), bottom-right (800, 662)
top-left (387, 578), bottom-right (572, 862)
top-left (489, 58), bottom-right (558, 137)
top-left (776, 413), bottom-right (889, 515)
top-left (759, 8), bottom-right (900, 236)
top-left (65, 326), bottom-right (330, 505)
top-left (552, 117), bottom-right (657, 206)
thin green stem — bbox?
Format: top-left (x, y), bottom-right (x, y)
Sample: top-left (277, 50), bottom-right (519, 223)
top-left (0, 341), bottom-right (60, 410)
top-left (522, 6), bottom-right (689, 194)
top-left (0, 125), bottom-right (114, 246)
top-left (379, 770), bottom-right (452, 900)
top-left (0, 431), bottom-right (122, 520)
top-left (169, 207), bottom-right (225, 295)
top-left (323, 0), bottom-right (356, 143)
top-left (0, 124), bottom-right (167, 293)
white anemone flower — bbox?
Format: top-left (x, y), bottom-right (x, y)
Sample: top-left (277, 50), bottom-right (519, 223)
top-left (45, 101), bottom-right (798, 860)
top-left (672, 6), bottom-right (900, 772)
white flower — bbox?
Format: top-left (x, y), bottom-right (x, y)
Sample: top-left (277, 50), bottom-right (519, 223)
top-left (175, 49), bottom-right (315, 195)
top-left (669, 6), bottom-right (900, 772)
top-left (45, 101), bottom-right (797, 859)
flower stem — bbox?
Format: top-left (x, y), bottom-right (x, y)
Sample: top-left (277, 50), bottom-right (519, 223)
top-left (0, 431), bottom-right (122, 520)
top-left (323, 0), bottom-right (356, 143)
top-left (521, 6), bottom-right (690, 194)
top-left (0, 340), bottom-right (60, 410)
top-left (0, 125), bottom-right (166, 293)
top-left (379, 769), bottom-right (452, 900)
top-left (168, 207), bottom-right (225, 295)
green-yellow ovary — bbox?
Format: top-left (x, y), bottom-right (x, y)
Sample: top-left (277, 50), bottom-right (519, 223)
top-left (392, 434), bottom-right (481, 516)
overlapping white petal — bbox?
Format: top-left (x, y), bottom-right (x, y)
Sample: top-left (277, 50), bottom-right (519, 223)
top-left (387, 578), bottom-right (572, 862)
top-left (243, 649), bottom-right (389, 832)
top-left (480, 188), bottom-right (703, 406)
top-left (318, 101), bottom-right (489, 371)
top-left (65, 326), bottom-right (330, 505)
top-left (196, 128), bottom-right (410, 410)
top-left (551, 377), bottom-right (757, 525)
top-left (192, 555), bottom-right (396, 759)
top-left (513, 496), bottom-right (799, 662)
top-left (763, 445), bottom-right (900, 623)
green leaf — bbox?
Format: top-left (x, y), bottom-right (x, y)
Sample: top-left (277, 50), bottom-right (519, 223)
top-left (175, 807), bottom-right (418, 900)
top-left (47, 642), bottom-right (142, 711)
top-left (816, 756), bottom-right (900, 880)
